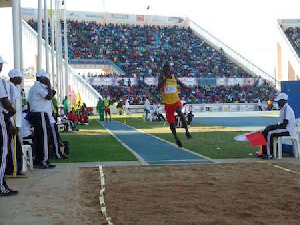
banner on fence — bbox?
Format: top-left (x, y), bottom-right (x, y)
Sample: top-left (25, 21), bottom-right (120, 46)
top-left (144, 77), bottom-right (158, 86)
top-left (178, 78), bottom-right (198, 86)
top-left (151, 15), bottom-right (185, 24)
top-left (111, 13), bottom-right (145, 22)
top-left (88, 77), bottom-right (138, 86)
top-left (67, 11), bottom-right (105, 20)
top-left (86, 76), bottom-right (266, 87)
top-left (216, 78), bottom-right (265, 86)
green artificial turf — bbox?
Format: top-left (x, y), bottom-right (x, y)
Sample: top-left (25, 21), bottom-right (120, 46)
top-left (51, 117), bottom-right (137, 163)
top-left (51, 135), bottom-right (137, 163)
top-left (113, 116), bottom-right (210, 129)
top-left (154, 132), bottom-right (259, 159)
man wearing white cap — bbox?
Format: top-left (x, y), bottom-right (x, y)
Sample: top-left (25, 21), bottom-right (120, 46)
top-left (5, 69), bottom-right (25, 175)
top-left (0, 56), bottom-right (18, 196)
top-left (261, 93), bottom-right (296, 159)
top-left (27, 70), bottom-right (55, 169)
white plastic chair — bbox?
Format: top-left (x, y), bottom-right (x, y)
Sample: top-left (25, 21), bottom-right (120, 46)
top-left (22, 145), bottom-right (33, 172)
top-left (273, 119), bottom-right (300, 159)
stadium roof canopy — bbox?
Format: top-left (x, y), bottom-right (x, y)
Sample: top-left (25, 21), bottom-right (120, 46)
top-left (0, 0), bottom-right (12, 8)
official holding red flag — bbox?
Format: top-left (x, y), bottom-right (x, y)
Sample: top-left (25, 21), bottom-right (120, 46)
top-left (260, 93), bottom-right (296, 159)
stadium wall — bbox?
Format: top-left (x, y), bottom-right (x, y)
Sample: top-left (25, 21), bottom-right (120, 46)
top-left (105, 103), bottom-right (260, 114)
top-left (276, 19), bottom-right (300, 84)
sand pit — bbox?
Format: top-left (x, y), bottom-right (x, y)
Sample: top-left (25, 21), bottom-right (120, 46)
top-left (80, 162), bottom-right (300, 224)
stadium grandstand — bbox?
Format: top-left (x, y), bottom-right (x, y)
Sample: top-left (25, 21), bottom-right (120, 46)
top-left (22, 9), bottom-right (278, 106)
top-left (277, 19), bottom-right (300, 83)
top-left (2, 1), bottom-right (300, 224)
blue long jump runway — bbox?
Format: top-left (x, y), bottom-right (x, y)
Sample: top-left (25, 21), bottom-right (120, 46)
top-left (101, 121), bottom-right (213, 165)
top-left (193, 117), bottom-right (279, 128)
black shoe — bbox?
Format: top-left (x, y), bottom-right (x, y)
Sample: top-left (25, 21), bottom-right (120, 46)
top-left (186, 131), bottom-right (192, 139)
top-left (34, 163), bottom-right (48, 169)
top-left (0, 188), bottom-right (19, 197)
top-left (47, 164), bottom-right (56, 169)
top-left (261, 154), bottom-right (273, 160)
top-left (175, 138), bottom-right (183, 148)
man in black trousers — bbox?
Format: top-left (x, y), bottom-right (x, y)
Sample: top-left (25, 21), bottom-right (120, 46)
top-left (28, 70), bottom-right (56, 169)
top-left (0, 55), bottom-right (18, 196)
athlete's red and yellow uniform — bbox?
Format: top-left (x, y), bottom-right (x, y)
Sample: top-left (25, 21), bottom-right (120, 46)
top-left (161, 74), bottom-right (181, 123)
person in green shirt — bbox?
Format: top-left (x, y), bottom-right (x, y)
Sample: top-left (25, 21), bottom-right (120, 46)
top-left (62, 96), bottom-right (68, 116)
top-left (103, 96), bottom-right (111, 122)
top-left (52, 90), bottom-right (59, 122)
top-left (96, 97), bottom-right (105, 121)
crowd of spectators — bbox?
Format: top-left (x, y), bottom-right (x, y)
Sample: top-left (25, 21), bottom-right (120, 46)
top-left (177, 83), bottom-right (277, 104)
top-left (93, 83), bottom-right (277, 105)
top-left (93, 85), bottom-right (149, 105)
top-left (27, 19), bottom-right (253, 79)
top-left (284, 26), bottom-right (300, 57)
top-left (68, 22), bottom-right (253, 78)
top-left (26, 19), bottom-right (278, 104)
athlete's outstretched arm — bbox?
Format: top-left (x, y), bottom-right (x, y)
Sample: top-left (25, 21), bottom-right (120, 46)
top-left (157, 75), bottom-right (166, 92)
top-left (175, 75), bottom-right (190, 90)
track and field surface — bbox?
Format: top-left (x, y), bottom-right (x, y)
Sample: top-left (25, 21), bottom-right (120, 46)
top-left (101, 121), bottom-right (213, 165)
top-left (193, 116), bottom-right (278, 128)
top-left (85, 162), bottom-right (300, 224)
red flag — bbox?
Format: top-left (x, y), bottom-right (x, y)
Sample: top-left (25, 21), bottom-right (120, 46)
top-left (246, 131), bottom-right (267, 146)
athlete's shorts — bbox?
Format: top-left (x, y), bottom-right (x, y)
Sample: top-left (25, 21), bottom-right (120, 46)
top-left (104, 108), bottom-right (110, 113)
top-left (164, 101), bottom-right (182, 123)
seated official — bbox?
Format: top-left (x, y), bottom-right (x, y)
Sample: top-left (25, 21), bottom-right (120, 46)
top-left (260, 93), bottom-right (296, 159)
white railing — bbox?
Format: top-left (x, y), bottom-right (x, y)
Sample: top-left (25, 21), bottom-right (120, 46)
top-left (189, 20), bottom-right (278, 86)
top-left (22, 19), bottom-right (100, 107)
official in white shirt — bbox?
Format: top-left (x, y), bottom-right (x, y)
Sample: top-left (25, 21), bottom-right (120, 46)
top-left (261, 93), bottom-right (296, 159)
top-left (156, 103), bottom-right (165, 122)
top-left (5, 69), bottom-right (24, 175)
top-left (144, 97), bottom-right (150, 122)
top-left (0, 55), bottom-right (18, 196)
top-left (182, 101), bottom-right (193, 126)
top-left (27, 70), bottom-right (55, 169)
top-left (125, 100), bottom-right (130, 115)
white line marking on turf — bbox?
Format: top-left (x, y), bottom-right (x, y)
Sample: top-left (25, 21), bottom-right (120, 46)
top-left (99, 165), bottom-right (113, 225)
top-left (98, 121), bottom-right (148, 165)
top-left (114, 120), bottom-right (218, 163)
